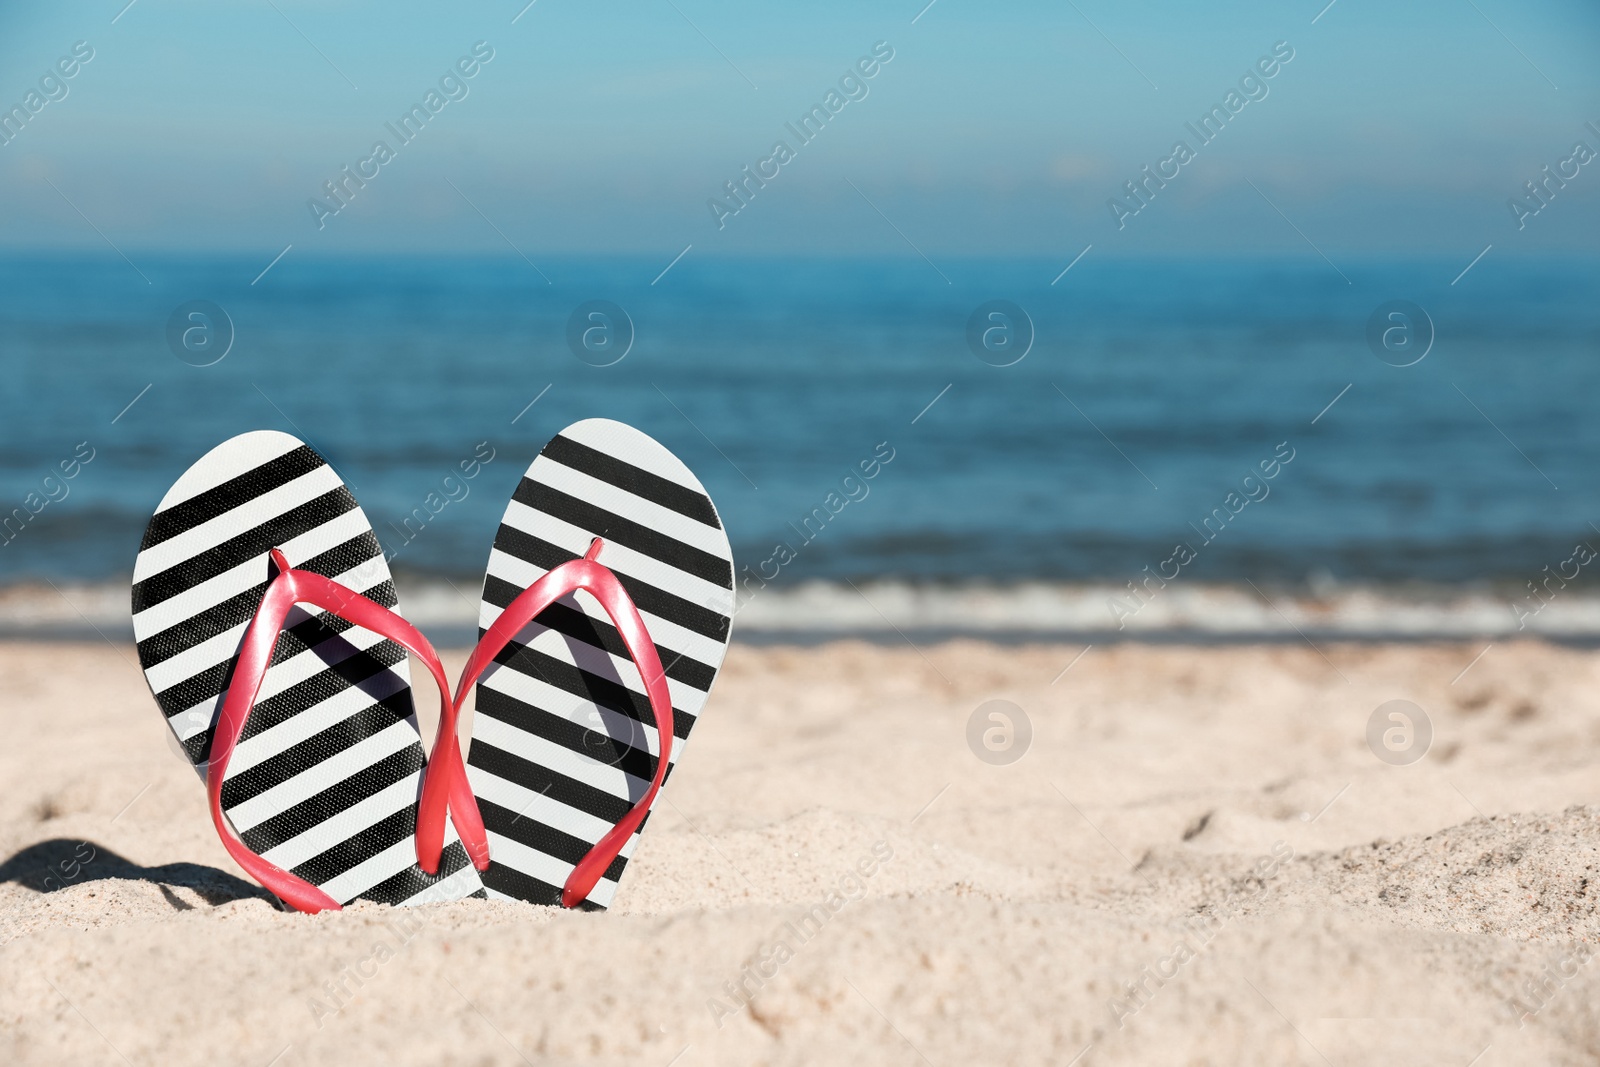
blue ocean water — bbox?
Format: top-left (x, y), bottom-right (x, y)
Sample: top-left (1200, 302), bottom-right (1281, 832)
top-left (1, 252), bottom-right (1597, 589)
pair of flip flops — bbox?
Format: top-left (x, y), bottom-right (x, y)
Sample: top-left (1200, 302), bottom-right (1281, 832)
top-left (131, 419), bottom-right (734, 912)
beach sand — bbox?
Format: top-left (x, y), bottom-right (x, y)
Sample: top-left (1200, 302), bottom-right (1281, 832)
top-left (1, 637), bottom-right (1597, 1065)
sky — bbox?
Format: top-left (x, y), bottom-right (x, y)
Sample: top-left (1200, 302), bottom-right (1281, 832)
top-left (0, 0), bottom-right (1596, 258)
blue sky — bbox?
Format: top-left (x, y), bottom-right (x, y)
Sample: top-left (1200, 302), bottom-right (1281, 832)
top-left (0, 0), bottom-right (1596, 257)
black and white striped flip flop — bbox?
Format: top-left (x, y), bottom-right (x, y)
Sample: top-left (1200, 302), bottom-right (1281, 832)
top-left (131, 430), bottom-right (483, 907)
top-left (466, 418), bottom-right (735, 908)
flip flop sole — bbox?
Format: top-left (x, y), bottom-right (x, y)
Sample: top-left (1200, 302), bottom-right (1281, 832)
top-left (470, 418), bottom-right (735, 908)
top-left (132, 430), bottom-right (482, 906)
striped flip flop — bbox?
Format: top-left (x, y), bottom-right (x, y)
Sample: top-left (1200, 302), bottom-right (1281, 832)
top-left (131, 430), bottom-right (484, 909)
top-left (459, 418), bottom-right (735, 908)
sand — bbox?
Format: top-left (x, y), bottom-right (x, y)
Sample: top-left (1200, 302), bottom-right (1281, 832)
top-left (1, 637), bottom-right (1597, 1065)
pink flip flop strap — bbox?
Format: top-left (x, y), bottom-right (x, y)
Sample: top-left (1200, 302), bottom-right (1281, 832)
top-left (208, 548), bottom-right (476, 913)
top-left (437, 538), bottom-right (674, 908)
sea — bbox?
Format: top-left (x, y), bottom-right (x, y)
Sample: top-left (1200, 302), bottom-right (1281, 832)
top-left (3, 251), bottom-right (1599, 641)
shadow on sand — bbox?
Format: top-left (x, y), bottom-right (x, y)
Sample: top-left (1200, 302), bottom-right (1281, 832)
top-left (0, 838), bottom-right (274, 908)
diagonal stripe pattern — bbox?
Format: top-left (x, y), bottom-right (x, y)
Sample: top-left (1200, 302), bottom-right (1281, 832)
top-left (469, 419), bottom-right (734, 909)
top-left (132, 431), bottom-right (482, 907)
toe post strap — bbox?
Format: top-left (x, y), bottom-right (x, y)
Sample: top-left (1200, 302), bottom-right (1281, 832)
top-left (441, 538), bottom-right (675, 908)
top-left (209, 548), bottom-right (479, 912)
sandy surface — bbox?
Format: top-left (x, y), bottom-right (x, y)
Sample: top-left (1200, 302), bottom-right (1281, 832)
top-left (1, 637), bottom-right (1597, 1065)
